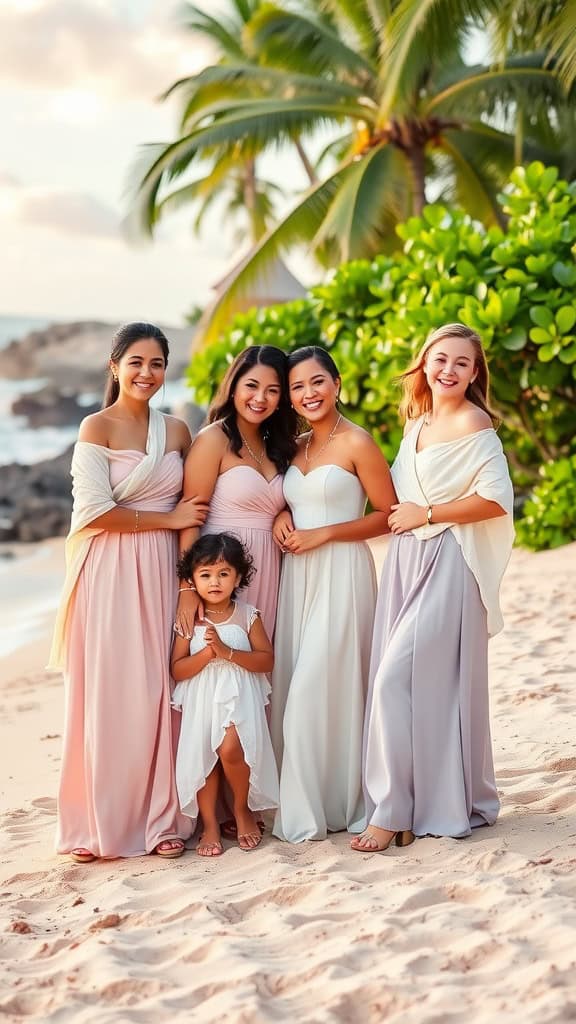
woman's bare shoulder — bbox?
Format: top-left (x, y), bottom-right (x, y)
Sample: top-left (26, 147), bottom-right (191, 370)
top-left (77, 410), bottom-right (111, 445)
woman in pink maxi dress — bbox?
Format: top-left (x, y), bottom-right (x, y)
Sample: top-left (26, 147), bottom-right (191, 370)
top-left (176, 346), bottom-right (297, 641)
top-left (50, 323), bottom-right (207, 862)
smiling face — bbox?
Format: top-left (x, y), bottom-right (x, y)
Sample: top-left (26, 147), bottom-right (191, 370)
top-left (111, 338), bottom-right (166, 402)
top-left (232, 363), bottom-right (282, 427)
top-left (192, 558), bottom-right (240, 607)
top-left (288, 357), bottom-right (340, 422)
top-left (423, 336), bottom-right (478, 402)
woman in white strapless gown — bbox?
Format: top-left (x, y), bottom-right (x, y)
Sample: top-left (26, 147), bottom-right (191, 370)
top-left (271, 347), bottom-right (396, 843)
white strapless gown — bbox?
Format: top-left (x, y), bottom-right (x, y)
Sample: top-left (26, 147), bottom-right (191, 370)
top-left (271, 464), bottom-right (377, 842)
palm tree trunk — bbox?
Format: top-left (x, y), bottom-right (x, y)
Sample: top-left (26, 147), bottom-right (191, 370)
top-left (294, 138), bottom-right (318, 185)
top-left (406, 145), bottom-right (426, 215)
top-left (244, 158), bottom-right (258, 243)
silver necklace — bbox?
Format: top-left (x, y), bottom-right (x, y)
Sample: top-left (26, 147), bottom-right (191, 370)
top-left (239, 429), bottom-right (265, 467)
top-left (305, 413), bottom-right (342, 464)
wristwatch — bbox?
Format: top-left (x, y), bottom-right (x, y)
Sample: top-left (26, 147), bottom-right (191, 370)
top-left (426, 505), bottom-right (433, 525)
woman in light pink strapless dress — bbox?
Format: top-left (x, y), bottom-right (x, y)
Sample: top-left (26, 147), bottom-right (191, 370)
top-left (177, 346), bottom-right (297, 641)
top-left (51, 323), bottom-right (207, 863)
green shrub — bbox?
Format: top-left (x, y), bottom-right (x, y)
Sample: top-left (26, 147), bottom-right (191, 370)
top-left (515, 456), bottom-right (576, 550)
top-left (187, 162), bottom-right (576, 549)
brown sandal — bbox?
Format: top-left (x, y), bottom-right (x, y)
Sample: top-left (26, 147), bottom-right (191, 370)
top-left (154, 839), bottom-right (185, 859)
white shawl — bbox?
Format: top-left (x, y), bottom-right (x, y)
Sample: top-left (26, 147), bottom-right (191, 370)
top-left (391, 418), bottom-right (514, 636)
top-left (48, 408), bottom-right (167, 668)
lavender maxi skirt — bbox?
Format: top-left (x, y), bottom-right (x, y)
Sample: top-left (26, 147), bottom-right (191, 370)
top-left (362, 530), bottom-right (499, 838)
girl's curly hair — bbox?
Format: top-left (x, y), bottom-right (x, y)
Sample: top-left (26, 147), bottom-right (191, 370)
top-left (177, 532), bottom-right (255, 594)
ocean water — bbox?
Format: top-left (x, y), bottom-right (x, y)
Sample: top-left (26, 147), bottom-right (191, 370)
top-left (0, 315), bottom-right (193, 466)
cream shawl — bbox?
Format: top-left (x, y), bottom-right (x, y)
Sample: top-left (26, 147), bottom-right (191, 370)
top-left (391, 418), bottom-right (514, 636)
top-left (48, 408), bottom-right (167, 669)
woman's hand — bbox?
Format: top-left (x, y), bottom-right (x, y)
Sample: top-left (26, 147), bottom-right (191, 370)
top-left (282, 526), bottom-right (329, 554)
top-left (388, 502), bottom-right (427, 534)
top-left (272, 509), bottom-right (294, 549)
top-left (169, 496), bottom-right (209, 531)
top-left (204, 625), bottom-right (230, 660)
top-left (174, 589), bottom-right (204, 638)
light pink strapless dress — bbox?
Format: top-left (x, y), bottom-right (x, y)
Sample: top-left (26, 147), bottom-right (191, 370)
top-left (202, 466), bottom-right (285, 639)
top-left (57, 450), bottom-right (190, 858)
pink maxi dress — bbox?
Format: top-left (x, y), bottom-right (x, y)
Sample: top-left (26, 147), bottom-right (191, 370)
top-left (201, 466), bottom-right (285, 639)
top-left (56, 448), bottom-right (188, 857)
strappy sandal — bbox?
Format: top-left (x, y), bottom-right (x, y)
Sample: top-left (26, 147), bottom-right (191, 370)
top-left (350, 829), bottom-right (415, 853)
top-left (221, 818), bottom-right (265, 839)
top-left (238, 831), bottom-right (263, 852)
top-left (154, 839), bottom-right (185, 859)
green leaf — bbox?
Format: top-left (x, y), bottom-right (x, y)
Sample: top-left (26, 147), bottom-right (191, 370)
top-left (552, 262), bottom-right (576, 287)
top-left (530, 306), bottom-right (554, 329)
top-left (529, 327), bottom-right (552, 344)
top-left (538, 343), bottom-right (560, 362)
top-left (501, 326), bottom-right (527, 351)
top-left (558, 342), bottom-right (576, 364)
top-left (556, 306), bottom-right (576, 334)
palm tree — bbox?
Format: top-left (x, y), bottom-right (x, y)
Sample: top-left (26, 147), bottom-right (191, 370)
top-left (131, 0), bottom-right (574, 343)
top-left (130, 0), bottom-right (316, 245)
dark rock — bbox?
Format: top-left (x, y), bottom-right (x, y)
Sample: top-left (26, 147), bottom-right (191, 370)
top-left (0, 447), bottom-right (73, 542)
top-left (11, 384), bottom-right (99, 428)
top-left (1, 320), bottom-right (195, 389)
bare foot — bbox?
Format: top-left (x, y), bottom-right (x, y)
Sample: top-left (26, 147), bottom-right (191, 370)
top-left (350, 826), bottom-right (396, 852)
top-left (197, 825), bottom-right (223, 858)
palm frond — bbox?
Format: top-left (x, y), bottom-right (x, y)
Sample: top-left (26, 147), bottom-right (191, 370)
top-left (318, 0), bottom-right (381, 57)
top-left (246, 6), bottom-right (377, 82)
top-left (543, 3), bottom-right (576, 89)
top-left (195, 167), bottom-right (351, 347)
top-left (378, 0), bottom-right (503, 117)
top-left (167, 63), bottom-right (365, 128)
top-left (178, 3), bottom-right (246, 60)
top-left (427, 59), bottom-right (567, 117)
top-left (313, 143), bottom-right (410, 260)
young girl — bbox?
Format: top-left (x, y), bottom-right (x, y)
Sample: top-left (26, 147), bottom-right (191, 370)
top-left (171, 533), bottom-right (279, 856)
top-left (353, 323), bottom-right (514, 852)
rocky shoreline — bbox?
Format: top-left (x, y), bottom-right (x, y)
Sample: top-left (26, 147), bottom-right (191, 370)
top-left (2, 320), bottom-right (204, 542)
top-left (0, 447), bottom-right (73, 542)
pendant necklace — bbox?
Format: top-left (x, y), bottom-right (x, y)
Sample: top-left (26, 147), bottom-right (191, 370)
top-left (239, 430), bottom-right (265, 467)
top-left (305, 413), bottom-right (342, 464)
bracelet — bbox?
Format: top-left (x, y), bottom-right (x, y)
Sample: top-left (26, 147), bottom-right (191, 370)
top-left (134, 509), bottom-right (140, 532)
top-left (228, 647), bottom-right (234, 662)
top-left (426, 505), bottom-right (433, 525)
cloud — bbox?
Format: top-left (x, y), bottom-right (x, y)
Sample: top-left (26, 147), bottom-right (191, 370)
top-left (0, 0), bottom-right (211, 100)
top-left (0, 177), bottom-right (119, 238)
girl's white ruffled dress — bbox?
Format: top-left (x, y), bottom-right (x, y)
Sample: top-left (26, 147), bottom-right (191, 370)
top-left (171, 600), bottom-right (279, 822)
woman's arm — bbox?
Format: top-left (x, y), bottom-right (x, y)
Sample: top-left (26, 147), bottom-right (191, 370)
top-left (204, 615), bottom-right (274, 674)
top-left (179, 426), bottom-right (224, 555)
top-left (282, 432), bottom-right (396, 554)
top-left (388, 494), bottom-right (507, 534)
top-left (171, 631), bottom-right (214, 681)
top-left (175, 428), bottom-right (225, 633)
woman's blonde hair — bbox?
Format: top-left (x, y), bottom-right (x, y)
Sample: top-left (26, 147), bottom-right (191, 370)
top-left (398, 323), bottom-right (497, 425)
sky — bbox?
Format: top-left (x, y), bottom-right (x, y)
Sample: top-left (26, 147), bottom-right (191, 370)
top-left (0, 0), bottom-right (264, 325)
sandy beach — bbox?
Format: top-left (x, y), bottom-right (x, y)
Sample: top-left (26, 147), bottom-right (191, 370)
top-left (0, 538), bottom-right (575, 1023)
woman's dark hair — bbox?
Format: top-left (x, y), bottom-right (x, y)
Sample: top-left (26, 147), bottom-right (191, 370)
top-left (287, 345), bottom-right (340, 381)
top-left (177, 532), bottom-right (255, 595)
top-left (207, 346), bottom-right (297, 473)
top-left (102, 322), bottom-right (169, 408)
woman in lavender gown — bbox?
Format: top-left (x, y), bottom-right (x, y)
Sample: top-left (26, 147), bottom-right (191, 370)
top-left (353, 323), bottom-right (514, 853)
